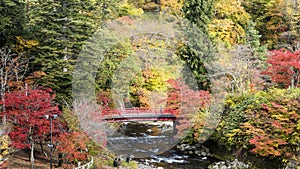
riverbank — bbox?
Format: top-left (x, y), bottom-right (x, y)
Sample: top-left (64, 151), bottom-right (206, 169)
top-left (203, 139), bottom-right (299, 169)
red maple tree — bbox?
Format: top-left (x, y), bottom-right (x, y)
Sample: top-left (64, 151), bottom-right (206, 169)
top-left (262, 49), bottom-right (300, 88)
top-left (1, 88), bottom-right (61, 168)
top-left (164, 79), bottom-right (210, 139)
top-left (55, 131), bottom-right (90, 168)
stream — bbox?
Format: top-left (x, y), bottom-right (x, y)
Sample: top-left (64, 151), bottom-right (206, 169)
top-left (107, 122), bottom-right (219, 169)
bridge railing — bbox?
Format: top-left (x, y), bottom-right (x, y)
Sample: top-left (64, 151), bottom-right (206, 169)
top-left (101, 107), bottom-right (176, 116)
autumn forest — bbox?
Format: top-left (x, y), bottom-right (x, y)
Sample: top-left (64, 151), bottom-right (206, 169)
top-left (0, 0), bottom-right (299, 168)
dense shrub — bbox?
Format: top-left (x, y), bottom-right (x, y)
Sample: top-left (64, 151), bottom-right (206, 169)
top-left (212, 88), bottom-right (300, 159)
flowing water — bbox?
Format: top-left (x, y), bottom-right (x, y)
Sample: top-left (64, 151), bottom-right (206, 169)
top-left (107, 122), bottom-right (218, 169)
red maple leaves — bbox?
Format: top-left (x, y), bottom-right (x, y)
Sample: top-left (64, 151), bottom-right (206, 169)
top-left (262, 49), bottom-right (300, 88)
top-left (1, 88), bottom-right (91, 167)
top-left (55, 131), bottom-right (90, 165)
top-left (165, 79), bottom-right (211, 138)
top-left (1, 88), bottom-right (61, 149)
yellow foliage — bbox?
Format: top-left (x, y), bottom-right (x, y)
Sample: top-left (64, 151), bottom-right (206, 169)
top-left (119, 0), bottom-right (144, 16)
top-left (0, 135), bottom-right (10, 159)
top-left (160, 0), bottom-right (184, 15)
top-left (209, 19), bottom-right (246, 47)
top-left (225, 98), bottom-right (236, 107)
top-left (128, 7), bottom-right (144, 16)
top-left (210, 0), bottom-right (250, 46)
top-left (14, 36), bottom-right (38, 52)
top-left (215, 0), bottom-right (250, 27)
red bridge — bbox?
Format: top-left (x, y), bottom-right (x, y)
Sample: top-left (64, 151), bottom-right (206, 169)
top-left (101, 108), bottom-right (177, 122)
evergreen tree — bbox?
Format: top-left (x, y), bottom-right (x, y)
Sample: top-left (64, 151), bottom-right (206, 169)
top-left (27, 0), bottom-right (116, 104)
top-left (182, 0), bottom-right (214, 35)
top-left (0, 0), bottom-right (27, 47)
top-left (179, 0), bottom-right (215, 90)
top-left (245, 21), bottom-right (267, 62)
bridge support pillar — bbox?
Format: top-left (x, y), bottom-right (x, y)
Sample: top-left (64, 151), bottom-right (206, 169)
top-left (173, 120), bottom-right (178, 135)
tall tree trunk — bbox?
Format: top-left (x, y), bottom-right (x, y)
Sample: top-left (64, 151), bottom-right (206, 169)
top-left (290, 66), bottom-right (298, 88)
top-left (295, 69), bottom-right (299, 87)
top-left (29, 126), bottom-right (34, 169)
top-left (0, 56), bottom-right (6, 125)
top-left (30, 141), bottom-right (34, 169)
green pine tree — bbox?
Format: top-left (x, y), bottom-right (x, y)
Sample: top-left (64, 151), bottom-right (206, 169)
top-left (0, 0), bottom-right (27, 47)
top-left (182, 0), bottom-right (214, 35)
top-left (245, 21), bottom-right (267, 62)
top-left (178, 0), bottom-right (216, 90)
top-left (27, 0), bottom-right (117, 104)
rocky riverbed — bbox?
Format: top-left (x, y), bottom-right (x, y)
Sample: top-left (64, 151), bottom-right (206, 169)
top-left (208, 159), bottom-right (249, 169)
top-left (135, 142), bottom-right (219, 169)
top-left (175, 143), bottom-right (213, 158)
top-left (136, 142), bottom-right (255, 169)
top-left (107, 122), bottom-right (258, 169)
